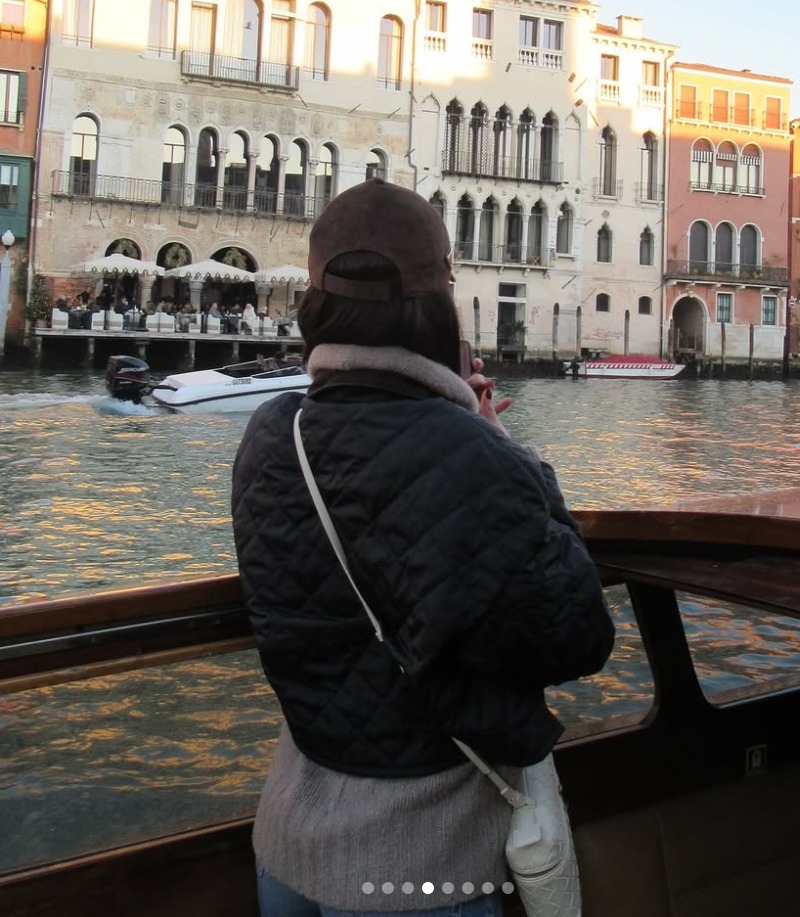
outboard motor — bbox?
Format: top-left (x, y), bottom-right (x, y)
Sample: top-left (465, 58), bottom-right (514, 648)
top-left (105, 355), bottom-right (151, 403)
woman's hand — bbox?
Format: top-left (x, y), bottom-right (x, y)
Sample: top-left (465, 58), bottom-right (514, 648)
top-left (466, 358), bottom-right (513, 435)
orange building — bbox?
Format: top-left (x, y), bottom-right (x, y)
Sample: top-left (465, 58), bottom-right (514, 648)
top-left (1, 0), bottom-right (47, 341)
top-left (664, 63), bottom-right (792, 364)
top-left (790, 119), bottom-right (800, 358)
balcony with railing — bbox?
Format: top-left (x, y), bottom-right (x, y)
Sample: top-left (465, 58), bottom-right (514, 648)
top-left (51, 170), bottom-right (326, 220)
top-left (453, 242), bottom-right (554, 267)
top-left (180, 50), bottom-right (299, 90)
top-left (442, 152), bottom-right (563, 184)
top-left (592, 178), bottom-right (624, 200)
top-left (638, 85), bottom-right (664, 108)
top-left (517, 48), bottom-right (564, 70)
top-left (598, 80), bottom-right (621, 103)
top-left (635, 182), bottom-right (664, 203)
top-left (688, 180), bottom-right (765, 196)
top-left (423, 32), bottom-right (446, 53)
top-left (471, 38), bottom-right (493, 60)
top-left (675, 101), bottom-right (702, 120)
top-left (0, 108), bottom-right (21, 125)
top-left (666, 260), bottom-right (789, 285)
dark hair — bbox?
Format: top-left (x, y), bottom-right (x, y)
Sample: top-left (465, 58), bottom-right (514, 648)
top-left (298, 252), bottom-right (461, 374)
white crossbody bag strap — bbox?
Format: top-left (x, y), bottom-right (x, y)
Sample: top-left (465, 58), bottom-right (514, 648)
top-left (293, 408), bottom-right (530, 810)
top-left (293, 408), bottom-right (386, 646)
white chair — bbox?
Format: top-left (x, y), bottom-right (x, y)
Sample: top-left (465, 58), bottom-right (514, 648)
top-left (106, 311), bottom-right (124, 332)
top-left (205, 315), bottom-right (222, 334)
top-left (51, 309), bottom-right (69, 330)
top-left (91, 311), bottom-right (108, 331)
top-left (146, 313), bottom-right (175, 333)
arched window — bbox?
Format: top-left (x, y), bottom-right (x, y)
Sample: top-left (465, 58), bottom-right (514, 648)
top-left (739, 224), bottom-right (760, 273)
top-left (715, 141), bottom-right (738, 191)
top-left (741, 144), bottom-right (762, 194)
top-left (539, 112), bottom-right (557, 181)
top-left (444, 99), bottom-right (463, 173)
top-left (241, 0), bottom-right (263, 67)
top-left (528, 200), bottom-right (546, 264)
top-left (455, 194), bottom-right (475, 260)
top-left (469, 103), bottom-right (489, 174)
top-left (640, 132), bottom-right (658, 201)
top-left (305, 3), bottom-right (330, 80)
top-left (254, 135), bottom-right (279, 213)
top-left (691, 139), bottom-right (713, 189)
top-left (599, 126), bottom-right (617, 197)
top-left (596, 293), bottom-right (610, 313)
top-left (428, 191), bottom-right (445, 221)
top-left (493, 105), bottom-right (512, 177)
top-left (516, 108), bottom-right (535, 180)
top-left (161, 126), bottom-right (186, 204)
top-left (284, 139), bottom-right (308, 217)
top-left (715, 222), bottom-right (735, 273)
top-left (70, 114), bottom-right (98, 196)
top-left (195, 128), bottom-right (219, 207)
top-left (556, 201), bottom-right (572, 254)
top-left (639, 227), bottom-right (654, 266)
top-left (377, 15), bottom-right (403, 89)
top-left (478, 197), bottom-right (497, 261)
top-left (638, 296), bottom-right (652, 315)
top-left (270, 0), bottom-right (294, 68)
top-left (689, 221), bottom-right (710, 273)
top-left (366, 148), bottom-right (387, 181)
top-left (223, 131), bottom-right (249, 211)
top-left (597, 223), bottom-right (612, 263)
top-left (314, 142), bottom-right (337, 214)
top-left (504, 199), bottom-right (523, 262)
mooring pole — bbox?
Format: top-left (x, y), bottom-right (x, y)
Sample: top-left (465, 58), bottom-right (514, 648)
top-left (473, 296), bottom-right (481, 359)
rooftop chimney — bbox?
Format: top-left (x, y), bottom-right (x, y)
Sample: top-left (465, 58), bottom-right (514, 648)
top-left (617, 15), bottom-right (643, 39)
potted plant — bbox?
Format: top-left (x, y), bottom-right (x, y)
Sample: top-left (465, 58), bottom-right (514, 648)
top-left (25, 274), bottom-right (52, 327)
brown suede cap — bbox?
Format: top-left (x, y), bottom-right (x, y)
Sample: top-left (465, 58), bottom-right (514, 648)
top-left (308, 178), bottom-right (452, 301)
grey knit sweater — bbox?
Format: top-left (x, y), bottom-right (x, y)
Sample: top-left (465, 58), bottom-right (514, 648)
top-left (254, 723), bottom-right (519, 912)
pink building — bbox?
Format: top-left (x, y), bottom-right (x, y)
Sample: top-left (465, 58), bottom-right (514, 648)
top-left (665, 63), bottom-right (792, 363)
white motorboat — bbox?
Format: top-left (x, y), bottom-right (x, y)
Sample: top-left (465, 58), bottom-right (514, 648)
top-left (105, 355), bottom-right (310, 413)
top-left (563, 354), bottom-right (685, 379)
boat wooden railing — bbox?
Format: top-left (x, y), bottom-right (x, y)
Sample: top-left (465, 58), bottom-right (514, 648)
top-left (1, 506), bottom-right (799, 916)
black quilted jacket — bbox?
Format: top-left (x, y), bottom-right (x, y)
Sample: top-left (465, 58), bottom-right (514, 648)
top-left (231, 373), bottom-right (614, 777)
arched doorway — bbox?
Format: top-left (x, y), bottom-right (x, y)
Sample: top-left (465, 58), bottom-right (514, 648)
top-left (672, 296), bottom-right (705, 359)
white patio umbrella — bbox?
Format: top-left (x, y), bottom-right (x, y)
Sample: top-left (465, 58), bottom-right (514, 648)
top-left (163, 259), bottom-right (256, 282)
top-left (70, 253), bottom-right (164, 276)
top-left (256, 265), bottom-right (310, 316)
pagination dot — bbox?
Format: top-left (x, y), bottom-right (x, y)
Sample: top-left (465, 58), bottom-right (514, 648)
top-left (381, 882), bottom-right (395, 894)
top-left (462, 882), bottom-right (475, 895)
top-left (421, 881), bottom-right (434, 895)
top-left (501, 881), bottom-right (516, 895)
top-left (442, 882), bottom-right (455, 894)
top-left (482, 882), bottom-right (495, 895)
top-left (361, 882), bottom-right (375, 895)
top-left (402, 882), bottom-right (414, 895)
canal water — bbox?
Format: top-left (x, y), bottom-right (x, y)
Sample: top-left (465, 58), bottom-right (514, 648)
top-left (1, 368), bottom-right (800, 874)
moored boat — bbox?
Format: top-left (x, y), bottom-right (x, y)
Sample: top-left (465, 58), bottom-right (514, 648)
top-left (105, 354), bottom-right (311, 413)
top-left (1, 495), bottom-right (799, 916)
top-left (564, 354), bottom-right (685, 379)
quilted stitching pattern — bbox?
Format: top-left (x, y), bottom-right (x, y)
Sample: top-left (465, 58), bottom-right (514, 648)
top-left (232, 391), bottom-right (614, 775)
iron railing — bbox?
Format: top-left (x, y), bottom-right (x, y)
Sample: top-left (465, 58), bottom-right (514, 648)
top-left (666, 260), bottom-right (789, 284)
top-left (453, 243), bottom-right (554, 267)
top-left (51, 170), bottom-right (328, 219)
top-left (689, 180), bottom-right (765, 196)
top-left (180, 50), bottom-right (299, 90)
top-left (593, 178), bottom-right (624, 199)
top-left (634, 182), bottom-right (664, 203)
top-left (0, 108), bottom-right (21, 124)
top-left (442, 153), bottom-right (563, 183)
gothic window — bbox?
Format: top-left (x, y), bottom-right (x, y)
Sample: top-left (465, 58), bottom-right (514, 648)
top-left (690, 139), bottom-right (713, 188)
top-left (528, 200), bottom-right (546, 264)
top-left (478, 196), bottom-right (497, 261)
top-left (223, 131), bottom-right (249, 211)
top-left (254, 135), bottom-right (279, 213)
top-left (516, 108), bottom-right (535, 180)
top-left (555, 201), bottom-right (572, 254)
top-left (504, 199), bottom-right (523, 262)
top-left (639, 227), bottom-right (654, 266)
top-left (597, 223), bottom-right (612, 263)
top-left (493, 105), bottom-right (512, 177)
top-left (714, 222), bottom-right (735, 272)
top-left (455, 194), bottom-right (475, 260)
top-left (444, 99), bottom-right (463, 173)
top-left (469, 102), bottom-right (489, 174)
top-left (688, 220), bottom-right (710, 273)
top-left (195, 127), bottom-right (219, 207)
top-left (599, 126), bottom-right (617, 196)
top-left (539, 111), bottom-right (557, 181)
top-left (366, 148), bottom-right (387, 180)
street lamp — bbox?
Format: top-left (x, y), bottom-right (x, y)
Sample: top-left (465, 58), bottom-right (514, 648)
top-left (0, 229), bottom-right (16, 363)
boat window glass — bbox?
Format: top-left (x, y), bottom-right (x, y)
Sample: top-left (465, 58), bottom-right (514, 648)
top-left (678, 593), bottom-right (800, 704)
top-left (547, 585), bottom-right (654, 740)
top-left (0, 651), bottom-right (279, 877)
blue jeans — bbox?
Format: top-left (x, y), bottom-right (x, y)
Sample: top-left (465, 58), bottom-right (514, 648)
top-left (256, 867), bottom-right (504, 917)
